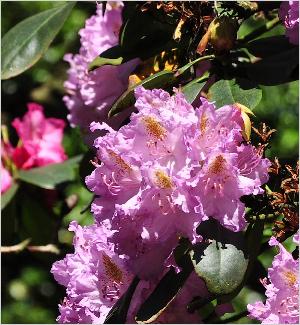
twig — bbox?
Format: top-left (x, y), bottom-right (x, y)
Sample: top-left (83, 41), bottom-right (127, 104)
top-left (27, 244), bottom-right (60, 255)
top-left (1, 238), bottom-right (31, 253)
top-left (1, 239), bottom-right (60, 255)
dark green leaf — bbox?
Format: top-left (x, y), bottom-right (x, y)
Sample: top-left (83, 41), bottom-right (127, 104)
top-left (19, 194), bottom-right (55, 245)
top-left (245, 35), bottom-right (295, 58)
top-left (108, 70), bottom-right (176, 117)
top-left (120, 9), bottom-right (175, 61)
top-left (17, 155), bottom-right (82, 189)
top-left (245, 47), bottom-right (299, 85)
top-left (182, 74), bottom-right (209, 103)
top-left (105, 277), bottom-right (140, 324)
top-left (175, 56), bottom-right (214, 77)
top-left (1, 182), bottom-right (19, 210)
top-left (135, 265), bottom-right (193, 324)
top-left (208, 78), bottom-right (262, 109)
top-left (1, 2), bottom-right (75, 79)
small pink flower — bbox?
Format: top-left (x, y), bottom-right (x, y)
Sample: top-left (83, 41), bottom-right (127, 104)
top-left (12, 103), bottom-right (67, 169)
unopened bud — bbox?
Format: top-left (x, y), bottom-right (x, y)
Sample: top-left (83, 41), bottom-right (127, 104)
top-left (209, 16), bottom-right (238, 53)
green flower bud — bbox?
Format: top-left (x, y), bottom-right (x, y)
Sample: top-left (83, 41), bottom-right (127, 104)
top-left (209, 16), bottom-right (238, 53)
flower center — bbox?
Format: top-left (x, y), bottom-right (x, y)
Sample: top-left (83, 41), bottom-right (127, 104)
top-left (209, 155), bottom-right (227, 174)
top-left (155, 170), bottom-right (173, 189)
top-left (102, 253), bottom-right (123, 283)
top-left (107, 149), bottom-right (131, 173)
top-left (200, 114), bottom-right (208, 134)
top-left (143, 116), bottom-right (167, 140)
top-left (283, 270), bottom-right (297, 287)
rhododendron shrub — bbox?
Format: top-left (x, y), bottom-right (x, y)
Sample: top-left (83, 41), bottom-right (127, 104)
top-left (1, 1), bottom-right (299, 324)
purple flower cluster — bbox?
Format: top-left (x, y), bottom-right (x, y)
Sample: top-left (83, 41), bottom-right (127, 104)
top-left (63, 2), bottom-right (138, 144)
top-left (247, 233), bottom-right (299, 324)
top-left (85, 86), bottom-right (270, 279)
top-left (52, 85), bottom-right (271, 322)
top-left (279, 1), bottom-right (299, 45)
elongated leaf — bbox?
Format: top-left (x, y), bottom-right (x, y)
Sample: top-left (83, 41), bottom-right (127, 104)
top-left (108, 70), bottom-right (176, 117)
top-left (207, 78), bottom-right (262, 109)
top-left (1, 2), bottom-right (75, 79)
top-left (17, 155), bottom-right (82, 189)
top-left (135, 265), bottom-right (193, 324)
top-left (1, 182), bottom-right (19, 210)
top-left (182, 74), bottom-right (209, 103)
top-left (105, 277), bottom-right (140, 324)
top-left (246, 47), bottom-right (299, 85)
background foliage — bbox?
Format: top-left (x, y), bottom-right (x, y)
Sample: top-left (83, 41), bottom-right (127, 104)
top-left (1, 1), bottom-right (298, 324)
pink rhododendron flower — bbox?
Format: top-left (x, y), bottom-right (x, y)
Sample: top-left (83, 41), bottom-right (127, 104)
top-left (63, 2), bottom-right (139, 145)
top-left (12, 103), bottom-right (66, 169)
top-left (1, 160), bottom-right (12, 194)
top-left (247, 235), bottom-right (299, 324)
top-left (279, 1), bottom-right (299, 45)
top-left (51, 221), bottom-right (133, 323)
top-left (86, 86), bottom-right (270, 278)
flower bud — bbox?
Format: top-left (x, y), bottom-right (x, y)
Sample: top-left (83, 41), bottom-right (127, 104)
top-left (209, 16), bottom-right (238, 53)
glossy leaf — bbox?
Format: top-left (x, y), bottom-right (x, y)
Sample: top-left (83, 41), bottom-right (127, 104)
top-left (17, 155), bottom-right (82, 189)
top-left (135, 266), bottom-right (193, 324)
top-left (1, 182), bottom-right (19, 210)
top-left (181, 73), bottom-right (209, 103)
top-left (207, 78), bottom-right (262, 109)
top-left (245, 35), bottom-right (295, 58)
top-left (105, 277), bottom-right (140, 324)
top-left (246, 47), bottom-right (299, 85)
top-left (108, 70), bottom-right (176, 117)
top-left (1, 2), bottom-right (75, 79)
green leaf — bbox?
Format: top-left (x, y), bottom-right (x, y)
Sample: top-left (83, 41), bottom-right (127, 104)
top-left (105, 277), bottom-right (140, 324)
top-left (246, 47), bottom-right (299, 85)
top-left (175, 55), bottom-right (214, 77)
top-left (17, 155), bottom-right (82, 189)
top-left (191, 219), bottom-right (248, 296)
top-left (108, 70), bottom-right (176, 117)
top-left (1, 2), bottom-right (75, 80)
top-left (19, 194), bottom-right (55, 245)
top-left (181, 74), bottom-right (209, 103)
top-left (208, 78), bottom-right (262, 109)
top-left (217, 220), bottom-right (265, 304)
top-left (119, 8), bottom-right (176, 61)
top-left (1, 182), bottom-right (19, 210)
top-left (245, 35), bottom-right (295, 58)
top-left (190, 240), bottom-right (248, 296)
top-left (135, 265), bottom-right (193, 324)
